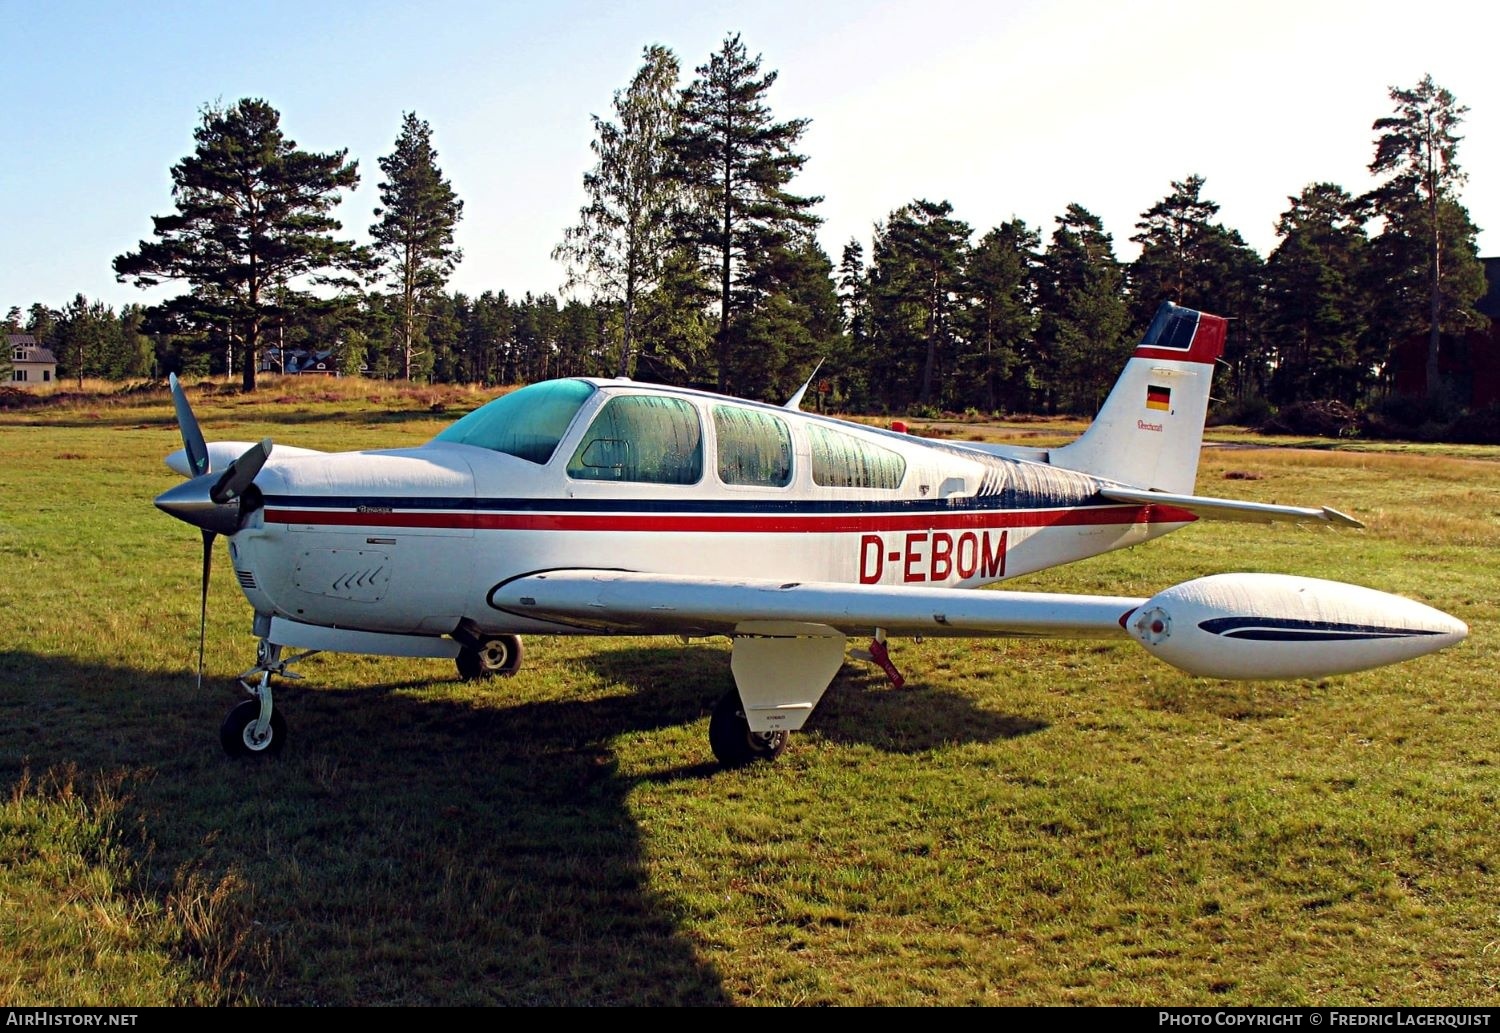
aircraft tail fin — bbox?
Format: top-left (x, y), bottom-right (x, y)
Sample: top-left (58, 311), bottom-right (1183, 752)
top-left (1049, 302), bottom-right (1226, 494)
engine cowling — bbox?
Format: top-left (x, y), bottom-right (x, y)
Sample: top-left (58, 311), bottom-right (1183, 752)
top-left (1126, 573), bottom-right (1467, 679)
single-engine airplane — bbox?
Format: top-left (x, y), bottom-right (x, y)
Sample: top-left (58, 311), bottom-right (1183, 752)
top-left (155, 302), bottom-right (1468, 766)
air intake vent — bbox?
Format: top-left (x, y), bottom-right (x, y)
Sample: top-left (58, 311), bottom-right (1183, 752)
top-left (235, 569), bottom-right (258, 590)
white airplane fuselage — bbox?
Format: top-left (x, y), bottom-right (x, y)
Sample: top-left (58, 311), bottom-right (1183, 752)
top-left (225, 381), bottom-right (1192, 640)
top-left (156, 303), bottom-right (1469, 764)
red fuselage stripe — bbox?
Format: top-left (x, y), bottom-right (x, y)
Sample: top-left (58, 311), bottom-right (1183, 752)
top-left (262, 504), bottom-right (1198, 533)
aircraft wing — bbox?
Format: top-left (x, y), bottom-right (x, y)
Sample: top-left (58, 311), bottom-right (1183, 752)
top-left (490, 570), bottom-right (1144, 639)
top-left (1098, 486), bottom-right (1363, 527)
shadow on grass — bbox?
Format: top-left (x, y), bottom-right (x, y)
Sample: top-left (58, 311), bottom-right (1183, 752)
top-left (0, 638), bottom-right (1046, 1004)
top-left (815, 665), bottom-right (1049, 751)
top-left (0, 649), bottom-right (730, 1005)
top-left (580, 642), bottom-right (1050, 756)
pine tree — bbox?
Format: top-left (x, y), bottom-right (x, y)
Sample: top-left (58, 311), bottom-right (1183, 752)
top-left (512, 293), bottom-right (564, 384)
top-left (1038, 205), bottom-right (1128, 414)
top-left (424, 293), bottom-right (464, 383)
top-left (1362, 75), bottom-right (1485, 398)
top-left (117, 305), bottom-right (157, 378)
top-left (114, 99), bottom-right (366, 391)
top-left (25, 304), bottom-right (57, 361)
top-left (555, 45), bottom-right (681, 377)
top-left (733, 238), bottom-right (846, 402)
top-left (1264, 184), bottom-right (1371, 403)
top-left (963, 221), bottom-right (1040, 413)
top-left (633, 247), bottom-right (715, 386)
top-left (1, 307), bottom-right (20, 383)
top-left (831, 239), bottom-right (871, 410)
top-left (1130, 177), bottom-right (1265, 397)
top-left (556, 299), bottom-right (613, 380)
top-left (371, 112), bottom-right (464, 381)
top-left (1131, 175), bottom-right (1230, 324)
top-left (54, 294), bottom-right (120, 386)
top-left (463, 291), bottom-right (513, 386)
top-left (670, 33), bottom-right (820, 391)
top-left (868, 200), bottom-right (971, 410)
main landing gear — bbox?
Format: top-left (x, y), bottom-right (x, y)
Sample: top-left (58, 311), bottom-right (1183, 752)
top-left (455, 633), bottom-right (524, 682)
top-left (707, 627), bottom-right (904, 768)
top-left (708, 689), bottom-right (788, 768)
top-left (219, 640), bottom-right (316, 758)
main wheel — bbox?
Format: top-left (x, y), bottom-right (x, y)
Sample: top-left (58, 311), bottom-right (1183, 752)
top-left (220, 699), bottom-right (287, 758)
top-left (456, 635), bottom-right (525, 681)
top-left (709, 689), bottom-right (788, 768)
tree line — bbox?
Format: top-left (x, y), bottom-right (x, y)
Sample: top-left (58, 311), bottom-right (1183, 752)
top-left (4, 37), bottom-right (1487, 421)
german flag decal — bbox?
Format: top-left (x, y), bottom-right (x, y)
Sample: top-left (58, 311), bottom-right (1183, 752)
top-left (1146, 384), bottom-right (1171, 411)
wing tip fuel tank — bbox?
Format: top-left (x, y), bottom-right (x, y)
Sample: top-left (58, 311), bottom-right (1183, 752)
top-left (1126, 573), bottom-right (1468, 679)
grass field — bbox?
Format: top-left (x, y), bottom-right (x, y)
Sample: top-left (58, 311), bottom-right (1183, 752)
top-left (0, 378), bottom-right (1495, 1006)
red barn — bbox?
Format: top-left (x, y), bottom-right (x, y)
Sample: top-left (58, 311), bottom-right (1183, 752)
top-left (1391, 256), bottom-right (1500, 407)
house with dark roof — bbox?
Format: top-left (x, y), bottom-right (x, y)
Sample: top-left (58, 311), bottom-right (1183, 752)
top-left (1391, 256), bottom-right (1500, 408)
top-left (259, 346), bottom-right (367, 376)
top-left (7, 334), bottom-right (58, 386)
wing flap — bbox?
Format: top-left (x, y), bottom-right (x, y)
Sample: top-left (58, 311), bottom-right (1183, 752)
top-left (1099, 487), bottom-right (1362, 527)
top-left (491, 570), bottom-right (1143, 639)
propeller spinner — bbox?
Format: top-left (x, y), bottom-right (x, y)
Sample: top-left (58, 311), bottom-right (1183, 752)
top-left (157, 374), bottom-right (273, 686)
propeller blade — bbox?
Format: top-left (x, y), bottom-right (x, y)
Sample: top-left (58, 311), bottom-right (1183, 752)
top-left (160, 392), bottom-right (269, 689)
top-left (210, 438), bottom-right (274, 505)
top-left (169, 373), bottom-right (211, 477)
top-left (197, 529), bottom-right (214, 690)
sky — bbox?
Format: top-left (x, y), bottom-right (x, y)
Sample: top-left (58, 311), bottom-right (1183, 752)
top-left (2, 0), bottom-right (1497, 315)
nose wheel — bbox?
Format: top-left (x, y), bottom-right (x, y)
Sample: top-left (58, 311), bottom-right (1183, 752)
top-left (219, 639), bottom-right (313, 759)
top-left (456, 634), bottom-right (524, 681)
top-left (221, 699), bottom-right (287, 757)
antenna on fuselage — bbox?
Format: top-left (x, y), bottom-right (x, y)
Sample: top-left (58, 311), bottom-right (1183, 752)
top-left (784, 358), bottom-right (826, 410)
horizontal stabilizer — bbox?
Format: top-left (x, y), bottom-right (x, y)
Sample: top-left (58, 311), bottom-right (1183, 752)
top-left (1099, 487), bottom-right (1362, 527)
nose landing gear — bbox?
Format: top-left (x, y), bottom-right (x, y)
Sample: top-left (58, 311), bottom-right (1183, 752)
top-left (219, 639), bottom-right (316, 758)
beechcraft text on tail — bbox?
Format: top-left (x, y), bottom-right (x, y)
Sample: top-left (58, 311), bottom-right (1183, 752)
top-left (153, 302), bottom-right (1468, 767)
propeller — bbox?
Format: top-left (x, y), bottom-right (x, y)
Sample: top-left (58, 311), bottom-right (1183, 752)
top-left (157, 375), bottom-right (273, 687)
top-left (169, 373), bottom-right (210, 477)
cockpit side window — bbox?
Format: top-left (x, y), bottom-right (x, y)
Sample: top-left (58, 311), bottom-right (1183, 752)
top-left (567, 395), bottom-right (703, 484)
top-left (807, 424), bottom-right (906, 489)
top-left (432, 379), bottom-right (595, 464)
top-left (713, 405), bottom-right (793, 487)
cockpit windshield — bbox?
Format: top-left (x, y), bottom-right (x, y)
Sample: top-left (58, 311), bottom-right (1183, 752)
top-left (432, 379), bottom-right (596, 464)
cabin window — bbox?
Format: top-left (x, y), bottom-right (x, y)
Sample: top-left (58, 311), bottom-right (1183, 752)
top-left (713, 405), bottom-right (792, 487)
top-left (432, 378), bottom-right (595, 464)
top-left (568, 395), bottom-right (703, 485)
top-left (12, 369), bottom-right (25, 382)
top-left (808, 424), bottom-right (906, 489)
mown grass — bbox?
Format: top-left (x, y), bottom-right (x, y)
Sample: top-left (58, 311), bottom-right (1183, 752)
top-left (0, 377), bottom-right (1494, 1005)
